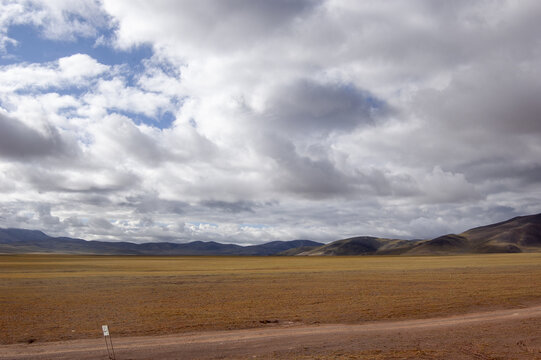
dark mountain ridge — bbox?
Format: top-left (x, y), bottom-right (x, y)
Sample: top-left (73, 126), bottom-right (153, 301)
top-left (0, 228), bottom-right (322, 255)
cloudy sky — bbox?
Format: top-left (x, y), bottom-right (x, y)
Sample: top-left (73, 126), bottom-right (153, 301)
top-left (0, 0), bottom-right (540, 244)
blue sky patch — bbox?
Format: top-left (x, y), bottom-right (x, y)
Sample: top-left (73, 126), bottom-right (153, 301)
top-left (112, 109), bottom-right (177, 130)
top-left (1, 24), bottom-right (153, 69)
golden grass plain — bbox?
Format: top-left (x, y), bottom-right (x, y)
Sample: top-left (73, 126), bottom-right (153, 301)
top-left (1, 253), bottom-right (540, 344)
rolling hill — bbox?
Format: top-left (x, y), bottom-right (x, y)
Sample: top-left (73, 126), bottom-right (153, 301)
top-left (296, 236), bottom-right (419, 256)
top-left (401, 213), bottom-right (541, 255)
top-left (296, 213), bottom-right (541, 256)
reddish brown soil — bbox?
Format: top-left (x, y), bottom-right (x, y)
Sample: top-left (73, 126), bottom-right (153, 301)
top-left (2, 304), bottom-right (540, 359)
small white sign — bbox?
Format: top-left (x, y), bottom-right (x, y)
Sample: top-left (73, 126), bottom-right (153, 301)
top-left (102, 325), bottom-right (110, 336)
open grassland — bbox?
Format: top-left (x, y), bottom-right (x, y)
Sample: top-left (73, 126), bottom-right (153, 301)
top-left (1, 254), bottom-right (541, 344)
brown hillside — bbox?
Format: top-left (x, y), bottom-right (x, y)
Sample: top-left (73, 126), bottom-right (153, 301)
top-left (301, 213), bottom-right (541, 256)
top-left (461, 213), bottom-right (541, 249)
top-left (299, 237), bottom-right (415, 256)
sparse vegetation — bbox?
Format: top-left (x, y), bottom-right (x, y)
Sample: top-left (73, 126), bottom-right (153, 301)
top-left (1, 254), bottom-right (541, 344)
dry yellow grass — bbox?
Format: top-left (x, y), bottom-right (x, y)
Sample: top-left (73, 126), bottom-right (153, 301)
top-left (1, 254), bottom-right (540, 344)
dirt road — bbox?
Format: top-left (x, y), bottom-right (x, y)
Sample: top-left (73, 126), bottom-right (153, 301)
top-left (2, 305), bottom-right (541, 359)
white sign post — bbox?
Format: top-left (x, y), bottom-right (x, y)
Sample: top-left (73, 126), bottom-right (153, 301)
top-left (102, 324), bottom-right (116, 360)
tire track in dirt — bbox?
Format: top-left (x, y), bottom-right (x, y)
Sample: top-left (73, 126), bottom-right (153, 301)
top-left (2, 304), bottom-right (541, 359)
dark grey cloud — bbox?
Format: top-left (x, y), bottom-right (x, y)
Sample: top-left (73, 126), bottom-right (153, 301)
top-left (255, 134), bottom-right (354, 199)
top-left (63, 216), bottom-right (85, 228)
top-left (333, 1), bottom-right (541, 80)
top-left (33, 204), bottom-right (70, 234)
top-left (110, 0), bottom-right (321, 53)
top-left (18, 166), bottom-right (139, 194)
top-left (0, 113), bottom-right (76, 160)
top-left (114, 119), bottom-right (168, 164)
top-left (200, 200), bottom-right (255, 213)
top-left (410, 58), bottom-right (541, 200)
top-left (36, 204), bottom-right (60, 227)
top-left (137, 216), bottom-right (154, 227)
top-left (71, 194), bottom-right (114, 207)
top-left (417, 62), bottom-right (541, 135)
top-left (264, 79), bottom-right (388, 134)
top-left (88, 217), bottom-right (114, 230)
top-left (203, 0), bottom-right (320, 40)
top-left (124, 195), bottom-right (187, 214)
top-left (357, 168), bottom-right (420, 198)
top-left (458, 157), bottom-right (541, 188)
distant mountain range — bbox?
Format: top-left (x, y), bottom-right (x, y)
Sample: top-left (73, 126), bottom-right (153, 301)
top-left (0, 229), bottom-right (322, 256)
top-left (1, 213), bottom-right (540, 256)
